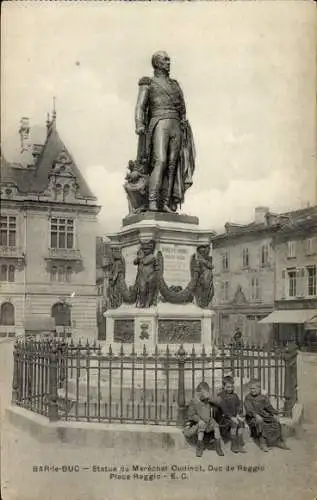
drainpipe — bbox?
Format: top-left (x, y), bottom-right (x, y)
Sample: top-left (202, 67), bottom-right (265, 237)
top-left (23, 210), bottom-right (27, 336)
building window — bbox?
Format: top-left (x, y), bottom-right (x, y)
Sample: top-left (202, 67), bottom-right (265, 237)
top-left (307, 265), bottom-right (316, 296)
top-left (261, 244), bottom-right (269, 267)
top-left (51, 302), bottom-right (71, 327)
top-left (242, 248), bottom-right (249, 268)
top-left (287, 268), bottom-right (297, 297)
top-left (66, 266), bottom-right (72, 282)
top-left (305, 238), bottom-right (316, 256)
top-left (221, 281), bottom-right (229, 301)
top-left (287, 240), bottom-right (296, 258)
top-left (0, 302), bottom-right (15, 325)
top-left (250, 277), bottom-right (260, 301)
top-left (0, 264), bottom-right (15, 282)
top-left (50, 266), bottom-right (57, 281)
top-left (50, 218), bottom-right (74, 249)
top-left (58, 267), bottom-right (64, 282)
top-left (222, 251), bottom-right (229, 271)
top-left (50, 265), bottom-right (72, 282)
top-left (0, 216), bottom-right (16, 247)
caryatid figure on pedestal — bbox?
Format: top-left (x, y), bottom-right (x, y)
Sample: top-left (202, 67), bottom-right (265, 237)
top-left (134, 51), bottom-right (196, 213)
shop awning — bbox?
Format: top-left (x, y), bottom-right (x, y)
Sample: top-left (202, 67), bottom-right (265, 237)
top-left (259, 310), bottom-right (317, 325)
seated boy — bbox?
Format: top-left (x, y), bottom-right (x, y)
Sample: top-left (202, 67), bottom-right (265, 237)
top-left (244, 379), bottom-right (289, 452)
top-left (216, 375), bottom-right (246, 453)
top-left (184, 381), bottom-right (224, 458)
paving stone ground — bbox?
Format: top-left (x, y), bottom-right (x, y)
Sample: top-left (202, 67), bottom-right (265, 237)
top-left (1, 340), bottom-right (316, 500)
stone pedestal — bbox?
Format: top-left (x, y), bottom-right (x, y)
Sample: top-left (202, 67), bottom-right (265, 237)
top-left (107, 212), bottom-right (215, 293)
top-left (104, 303), bottom-right (216, 354)
top-left (103, 213), bottom-right (216, 353)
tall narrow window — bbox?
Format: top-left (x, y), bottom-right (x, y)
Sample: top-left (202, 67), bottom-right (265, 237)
top-left (222, 251), bottom-right (229, 271)
top-left (307, 265), bottom-right (316, 296)
top-left (288, 268), bottom-right (297, 297)
top-left (0, 265), bottom-right (7, 281)
top-left (0, 216), bottom-right (16, 247)
top-left (261, 244), bottom-right (269, 266)
top-left (8, 265), bottom-right (15, 282)
top-left (50, 218), bottom-right (74, 249)
top-left (58, 267), bottom-right (65, 282)
top-left (50, 266), bottom-right (57, 281)
top-left (250, 277), bottom-right (260, 300)
top-left (287, 240), bottom-right (296, 258)
top-left (242, 248), bottom-right (249, 268)
top-left (66, 266), bottom-right (72, 282)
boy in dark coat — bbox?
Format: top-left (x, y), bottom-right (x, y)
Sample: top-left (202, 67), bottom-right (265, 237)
top-left (184, 381), bottom-right (224, 458)
top-left (216, 375), bottom-right (246, 453)
top-left (244, 379), bottom-right (289, 452)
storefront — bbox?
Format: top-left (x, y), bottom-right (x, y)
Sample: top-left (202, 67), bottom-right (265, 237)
top-left (259, 309), bottom-right (317, 349)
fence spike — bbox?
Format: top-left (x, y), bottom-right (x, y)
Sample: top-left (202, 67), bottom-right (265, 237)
top-left (143, 344), bottom-right (147, 356)
top-left (191, 345), bottom-right (196, 357)
top-left (154, 344), bottom-right (158, 357)
top-left (166, 344), bottom-right (170, 357)
top-left (131, 343), bottom-right (135, 356)
top-left (177, 344), bottom-right (186, 358)
top-left (108, 344), bottom-right (113, 356)
top-left (120, 343), bottom-right (124, 356)
top-left (202, 344), bottom-right (206, 356)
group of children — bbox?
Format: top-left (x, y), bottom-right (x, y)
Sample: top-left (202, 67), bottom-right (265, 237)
top-left (184, 376), bottom-right (289, 458)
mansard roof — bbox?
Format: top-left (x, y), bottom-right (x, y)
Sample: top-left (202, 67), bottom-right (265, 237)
top-left (1, 120), bottom-right (97, 201)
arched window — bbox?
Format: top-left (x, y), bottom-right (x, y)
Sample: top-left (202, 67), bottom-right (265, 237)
top-left (0, 302), bottom-right (15, 325)
top-left (51, 302), bottom-right (71, 327)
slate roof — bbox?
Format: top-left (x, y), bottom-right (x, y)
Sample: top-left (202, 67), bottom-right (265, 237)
top-left (1, 120), bottom-right (97, 201)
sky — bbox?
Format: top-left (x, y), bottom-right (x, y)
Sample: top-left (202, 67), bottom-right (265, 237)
top-left (1, 1), bottom-right (316, 234)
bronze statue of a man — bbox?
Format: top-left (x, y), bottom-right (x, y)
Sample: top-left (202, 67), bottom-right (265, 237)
top-left (135, 51), bottom-right (196, 213)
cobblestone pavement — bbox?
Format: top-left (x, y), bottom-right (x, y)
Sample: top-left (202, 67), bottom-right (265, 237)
top-left (1, 340), bottom-right (317, 500)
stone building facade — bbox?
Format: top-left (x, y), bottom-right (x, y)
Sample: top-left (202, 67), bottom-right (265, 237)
top-left (261, 206), bottom-right (317, 346)
top-left (212, 206), bottom-right (317, 347)
top-left (0, 113), bottom-right (100, 340)
top-left (211, 207), bottom-right (275, 346)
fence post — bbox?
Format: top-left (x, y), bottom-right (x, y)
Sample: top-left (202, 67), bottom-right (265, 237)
top-left (177, 344), bottom-right (186, 426)
top-left (283, 343), bottom-right (298, 417)
top-left (48, 343), bottom-right (59, 422)
top-left (11, 341), bottom-right (19, 404)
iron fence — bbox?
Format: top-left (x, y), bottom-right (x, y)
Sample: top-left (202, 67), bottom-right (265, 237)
top-left (11, 339), bottom-right (298, 426)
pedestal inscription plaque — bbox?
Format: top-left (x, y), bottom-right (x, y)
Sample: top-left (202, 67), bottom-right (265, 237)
top-left (160, 244), bottom-right (192, 288)
top-left (157, 319), bottom-right (201, 344)
top-left (113, 319), bottom-right (134, 343)
top-left (122, 245), bottom-right (138, 286)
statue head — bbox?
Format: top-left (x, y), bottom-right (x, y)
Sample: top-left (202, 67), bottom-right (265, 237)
top-left (197, 244), bottom-right (211, 258)
top-left (151, 51), bottom-right (170, 75)
top-left (140, 239), bottom-right (156, 255)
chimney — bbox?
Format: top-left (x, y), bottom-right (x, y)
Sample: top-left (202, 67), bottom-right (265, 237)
top-left (254, 206), bottom-right (269, 224)
top-left (19, 117), bottom-right (33, 167)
